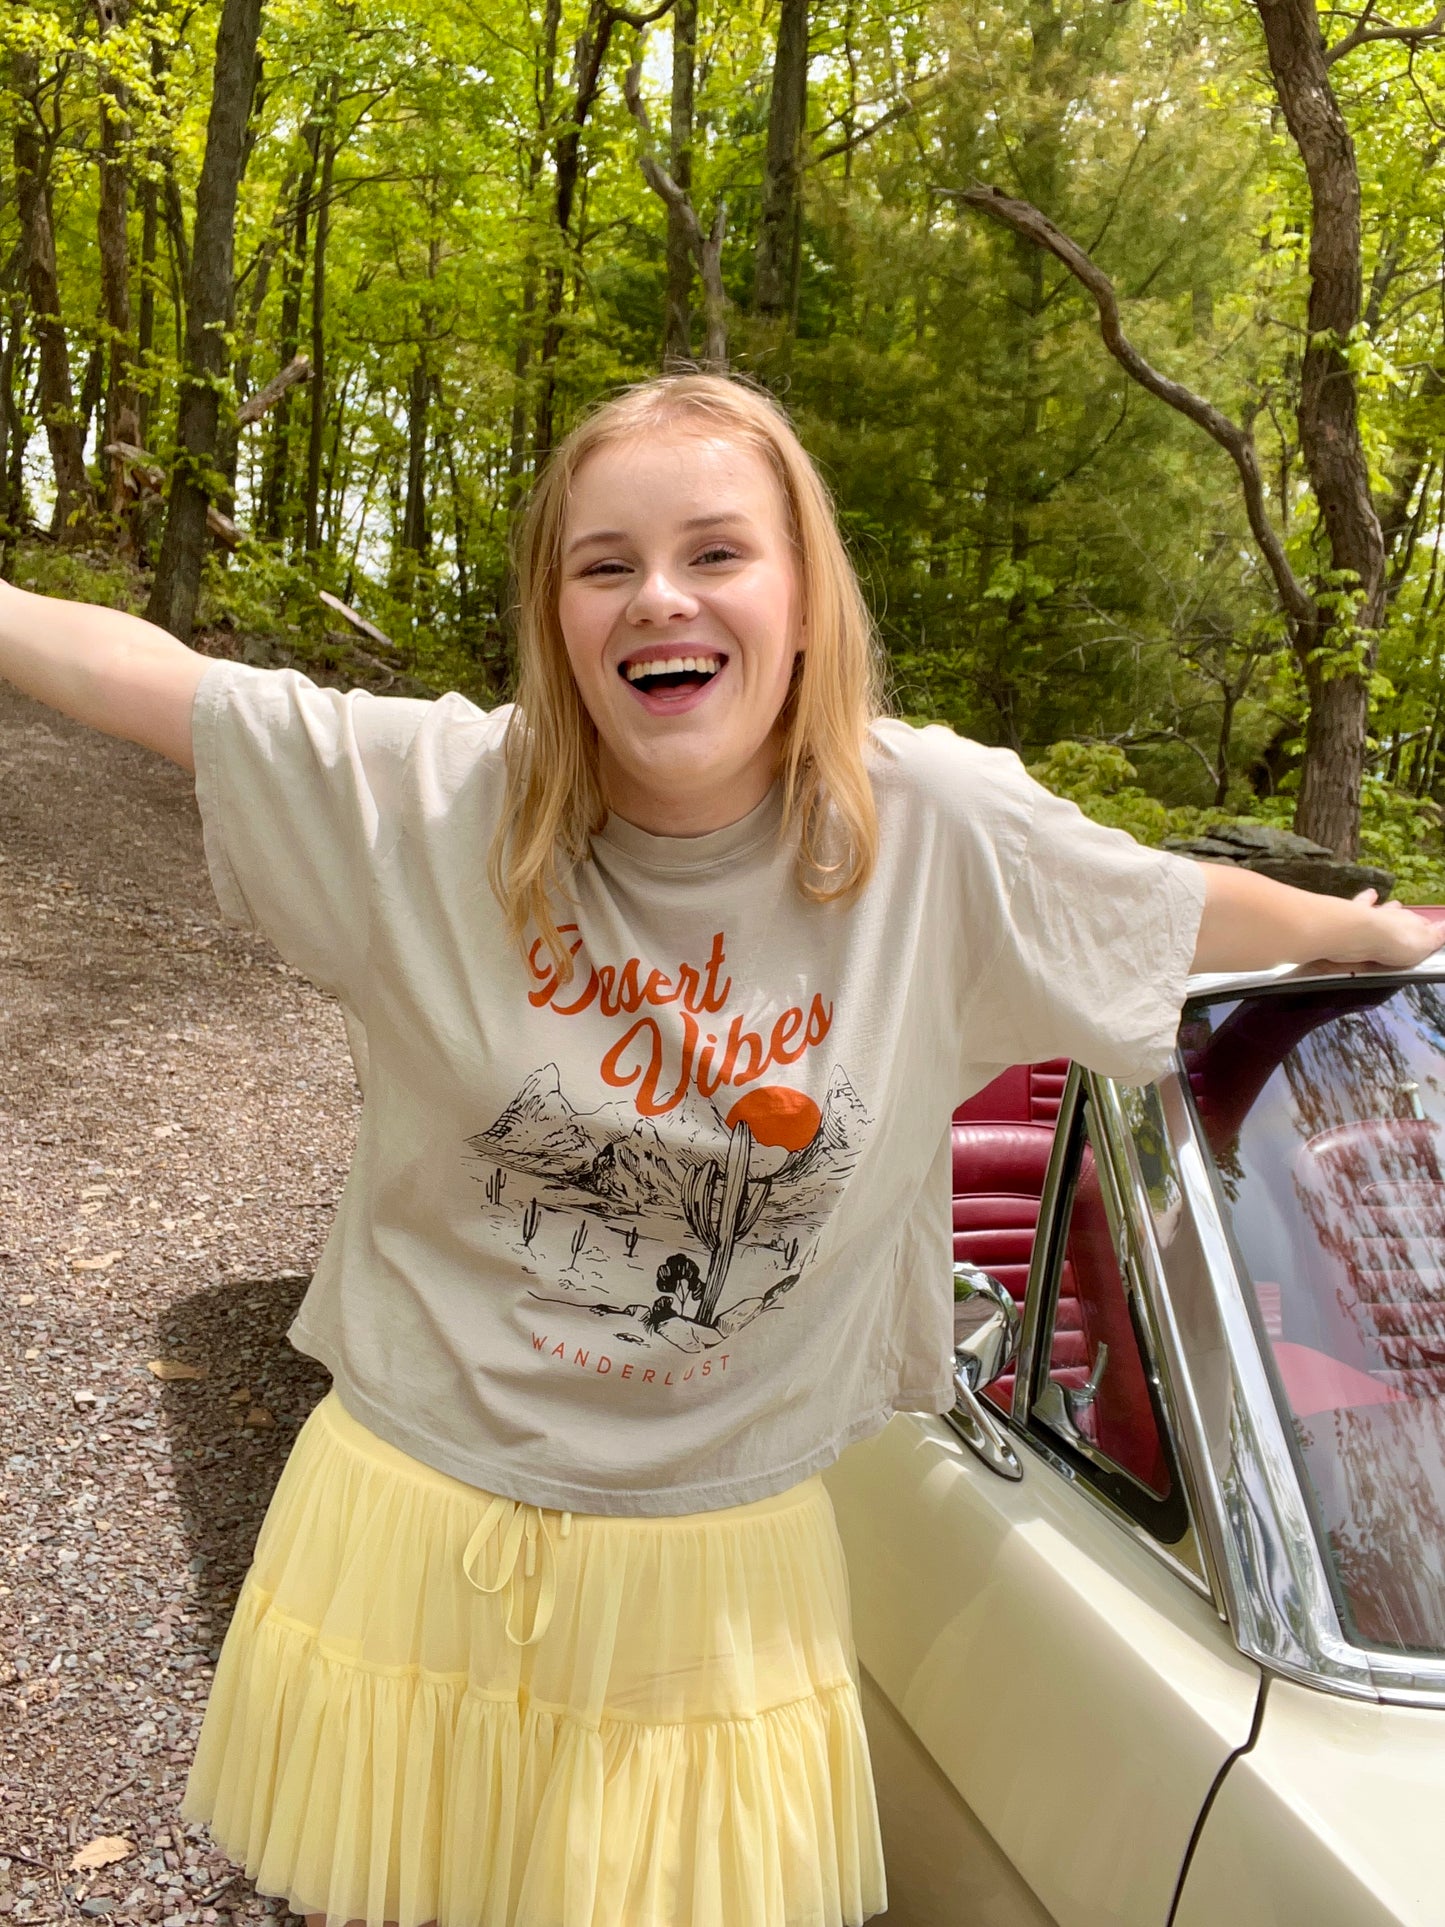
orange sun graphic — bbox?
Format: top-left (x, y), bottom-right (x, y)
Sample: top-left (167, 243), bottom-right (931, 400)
top-left (724, 1086), bottom-right (822, 1153)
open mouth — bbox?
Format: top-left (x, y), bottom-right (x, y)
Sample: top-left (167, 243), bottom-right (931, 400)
top-left (619, 653), bottom-right (724, 696)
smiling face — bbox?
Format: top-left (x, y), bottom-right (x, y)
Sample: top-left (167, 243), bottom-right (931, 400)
top-left (557, 431), bottom-right (803, 836)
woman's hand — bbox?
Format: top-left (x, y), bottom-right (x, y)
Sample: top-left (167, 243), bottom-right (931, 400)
top-left (1328, 889), bottom-right (1445, 968)
top-left (1191, 865), bottom-right (1445, 975)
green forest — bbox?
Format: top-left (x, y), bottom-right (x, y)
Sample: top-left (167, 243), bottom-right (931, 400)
top-left (4, 0), bottom-right (1445, 888)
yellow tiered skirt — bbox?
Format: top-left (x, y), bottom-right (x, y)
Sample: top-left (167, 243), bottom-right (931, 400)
top-left (182, 1391), bottom-right (887, 1926)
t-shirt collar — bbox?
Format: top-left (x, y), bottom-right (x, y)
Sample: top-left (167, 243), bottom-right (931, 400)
top-left (592, 783), bottom-right (785, 873)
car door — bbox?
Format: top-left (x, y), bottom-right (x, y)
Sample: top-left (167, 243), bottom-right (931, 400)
top-left (823, 1073), bottom-right (1262, 1927)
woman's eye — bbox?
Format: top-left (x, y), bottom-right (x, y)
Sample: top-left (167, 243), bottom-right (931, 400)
top-left (694, 544), bottom-right (741, 566)
top-left (579, 558), bottom-right (630, 578)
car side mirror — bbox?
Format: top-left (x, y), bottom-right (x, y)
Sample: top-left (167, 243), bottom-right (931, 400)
top-left (953, 1263), bottom-right (1022, 1391)
top-left (950, 1264), bottom-right (1024, 1482)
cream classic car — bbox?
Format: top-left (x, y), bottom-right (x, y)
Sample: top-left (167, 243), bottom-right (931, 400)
top-left (823, 950), bottom-right (1445, 1927)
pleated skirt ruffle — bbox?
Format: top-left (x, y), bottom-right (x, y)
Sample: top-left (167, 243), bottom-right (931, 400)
top-left (181, 1390), bottom-right (887, 1926)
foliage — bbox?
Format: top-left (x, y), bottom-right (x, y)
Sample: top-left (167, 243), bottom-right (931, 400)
top-left (1026, 741), bottom-right (1211, 845)
top-left (1028, 739), bottom-right (1445, 905)
top-left (1357, 780), bottom-right (1445, 907)
top-left (2, 0), bottom-right (1444, 839)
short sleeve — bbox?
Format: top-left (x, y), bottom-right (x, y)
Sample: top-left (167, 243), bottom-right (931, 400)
top-left (191, 660), bottom-right (437, 1003)
top-left (968, 773), bottom-right (1207, 1084)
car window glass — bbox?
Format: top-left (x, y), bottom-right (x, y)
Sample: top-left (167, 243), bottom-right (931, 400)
top-left (1033, 1096), bottom-right (1173, 1503)
top-left (1182, 981), bottom-right (1445, 1659)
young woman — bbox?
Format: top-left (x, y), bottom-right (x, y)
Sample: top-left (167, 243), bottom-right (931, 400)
top-left (2, 373), bottom-right (1438, 1927)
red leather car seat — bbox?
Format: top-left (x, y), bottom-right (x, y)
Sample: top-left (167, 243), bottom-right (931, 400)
top-left (953, 1061), bottom-right (1070, 1410)
top-left (1063, 1146), bottom-right (1170, 1495)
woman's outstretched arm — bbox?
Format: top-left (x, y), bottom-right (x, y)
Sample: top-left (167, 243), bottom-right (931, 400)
top-left (1192, 861), bottom-right (1445, 975)
top-left (0, 581), bottom-right (210, 772)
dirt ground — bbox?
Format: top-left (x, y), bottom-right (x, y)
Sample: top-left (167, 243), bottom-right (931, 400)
top-left (0, 677), bottom-right (361, 1923)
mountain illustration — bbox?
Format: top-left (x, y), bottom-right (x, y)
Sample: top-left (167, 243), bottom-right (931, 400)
top-left (821, 1064), bottom-right (870, 1149)
top-left (764, 1066), bottom-right (870, 1191)
top-left (469, 1062), bottom-right (870, 1245)
top-left (471, 1066), bottom-right (594, 1174)
top-left (574, 1118), bottom-right (684, 1212)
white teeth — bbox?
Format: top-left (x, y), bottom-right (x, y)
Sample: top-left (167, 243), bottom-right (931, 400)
top-left (623, 655), bottom-right (721, 683)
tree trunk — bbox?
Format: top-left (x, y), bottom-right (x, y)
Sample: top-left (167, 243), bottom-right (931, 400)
top-left (136, 26), bottom-right (173, 455)
top-left (1254, 0), bottom-right (1384, 855)
top-left (698, 206), bottom-right (729, 369)
top-left (93, 0), bottom-right (142, 525)
top-left (534, 0), bottom-right (628, 464)
top-left (304, 108), bottom-right (337, 560)
top-left (401, 358), bottom-right (431, 559)
top-left (1, 338), bottom-right (32, 579)
top-left (0, 239), bottom-right (27, 572)
top-left (507, 272), bottom-right (539, 497)
top-left (260, 116), bottom-right (321, 542)
top-left (78, 342), bottom-right (105, 454)
top-left (147, 0), bottom-right (264, 640)
top-left (663, 0), bottom-right (696, 366)
top-left (221, 187), bottom-right (290, 507)
top-left (1297, 648), bottom-right (1370, 856)
top-left (506, 0), bottom-right (561, 495)
top-left (136, 173), bottom-right (158, 449)
top-left (12, 55), bottom-right (95, 541)
top-left (753, 0), bottom-right (808, 319)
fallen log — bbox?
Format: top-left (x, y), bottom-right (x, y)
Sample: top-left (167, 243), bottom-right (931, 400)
top-left (318, 590), bottom-right (398, 653)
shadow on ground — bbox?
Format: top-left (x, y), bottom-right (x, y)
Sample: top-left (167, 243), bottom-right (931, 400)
top-left (152, 1276), bottom-right (331, 1654)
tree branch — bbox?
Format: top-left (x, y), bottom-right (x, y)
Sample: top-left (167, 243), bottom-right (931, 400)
top-left (611, 0), bottom-right (676, 23)
top-left (624, 45), bottom-right (728, 366)
top-left (957, 184), bottom-right (1316, 628)
top-left (1325, 2), bottom-right (1445, 62)
top-left (623, 57), bottom-right (702, 247)
top-left (806, 84), bottom-right (945, 168)
top-left (234, 352), bottom-right (311, 427)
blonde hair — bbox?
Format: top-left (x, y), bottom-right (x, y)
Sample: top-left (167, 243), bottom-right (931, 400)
top-left (489, 373), bottom-right (885, 977)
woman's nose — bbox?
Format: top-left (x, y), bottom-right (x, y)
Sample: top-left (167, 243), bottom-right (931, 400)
top-left (626, 569), bottom-right (698, 624)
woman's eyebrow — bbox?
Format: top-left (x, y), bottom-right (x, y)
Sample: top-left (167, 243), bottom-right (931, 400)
top-left (565, 511), bottom-right (750, 557)
top-left (681, 511), bottom-right (750, 531)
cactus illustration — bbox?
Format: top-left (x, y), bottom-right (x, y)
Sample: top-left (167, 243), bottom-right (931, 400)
top-left (521, 1197), bottom-right (541, 1249)
top-left (624, 1226), bottom-right (639, 1257)
top-left (681, 1086), bottom-right (826, 1327)
top-left (784, 1236), bottom-right (799, 1268)
top-left (683, 1130), bottom-right (772, 1324)
top-left (485, 1167), bottom-right (507, 1207)
top-left (567, 1217), bottom-right (588, 1270)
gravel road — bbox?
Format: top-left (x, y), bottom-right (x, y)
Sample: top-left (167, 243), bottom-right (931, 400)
top-left (1, 677), bottom-right (360, 1923)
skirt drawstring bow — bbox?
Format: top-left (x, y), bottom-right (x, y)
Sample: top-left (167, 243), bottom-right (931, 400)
top-left (461, 1495), bottom-right (574, 1646)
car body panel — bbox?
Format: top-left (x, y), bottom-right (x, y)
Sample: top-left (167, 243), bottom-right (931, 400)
top-left (1172, 1678), bottom-right (1445, 1927)
top-left (824, 1409), bottom-right (1261, 1927)
top-left (857, 1663), bottom-right (1054, 1927)
top-left (836, 958), bottom-right (1445, 1923)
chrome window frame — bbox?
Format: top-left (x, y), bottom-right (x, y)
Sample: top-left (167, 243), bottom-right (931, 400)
top-left (1133, 970), bottom-right (1445, 1710)
top-left (1006, 1066), bottom-right (1211, 1598)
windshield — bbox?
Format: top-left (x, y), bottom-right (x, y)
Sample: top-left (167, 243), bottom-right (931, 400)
top-left (1182, 979), bottom-right (1445, 1661)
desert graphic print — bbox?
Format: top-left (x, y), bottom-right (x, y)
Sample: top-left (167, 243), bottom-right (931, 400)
top-left (467, 1061), bottom-right (872, 1361)
top-left (466, 927), bottom-right (872, 1381)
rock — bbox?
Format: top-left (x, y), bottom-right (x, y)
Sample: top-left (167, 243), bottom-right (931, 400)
top-left (1173, 821), bottom-right (1331, 860)
top-left (1244, 856), bottom-right (1395, 899)
top-left (1164, 820), bottom-right (1394, 901)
